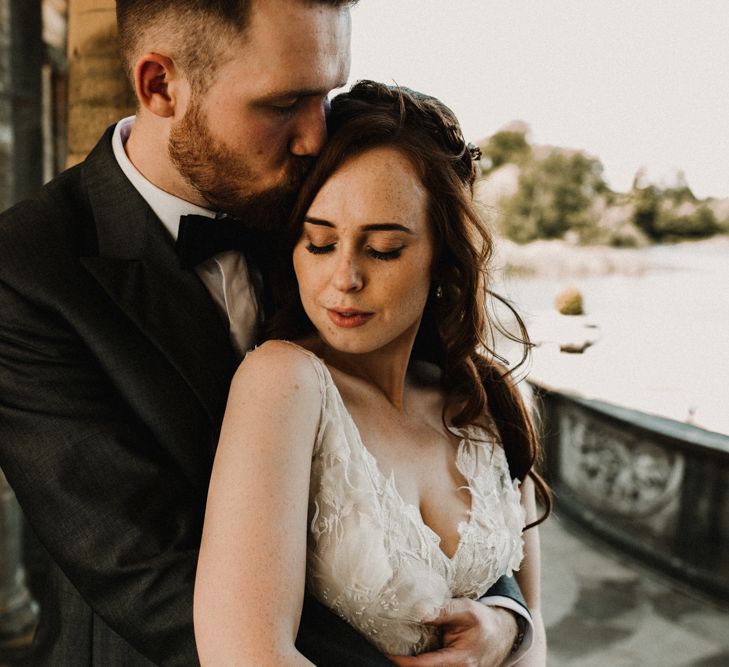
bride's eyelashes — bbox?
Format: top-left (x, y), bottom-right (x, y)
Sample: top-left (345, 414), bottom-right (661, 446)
top-left (304, 242), bottom-right (404, 261)
top-left (365, 246), bottom-right (403, 261)
top-left (305, 241), bottom-right (335, 255)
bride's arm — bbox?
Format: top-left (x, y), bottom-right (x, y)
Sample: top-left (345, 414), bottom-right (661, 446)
top-left (194, 342), bottom-right (322, 666)
top-left (513, 476), bottom-right (546, 667)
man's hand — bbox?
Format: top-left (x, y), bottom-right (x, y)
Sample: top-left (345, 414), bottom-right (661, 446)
top-left (387, 598), bottom-right (517, 667)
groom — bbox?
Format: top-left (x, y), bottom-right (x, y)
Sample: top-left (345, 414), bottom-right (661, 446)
top-left (0, 1), bottom-right (530, 665)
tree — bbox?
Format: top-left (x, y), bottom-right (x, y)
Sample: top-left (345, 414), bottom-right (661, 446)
top-left (630, 182), bottom-right (719, 241)
top-left (499, 149), bottom-right (607, 243)
top-left (655, 204), bottom-right (719, 239)
top-left (631, 183), bottom-right (661, 239)
top-left (480, 129), bottom-right (531, 174)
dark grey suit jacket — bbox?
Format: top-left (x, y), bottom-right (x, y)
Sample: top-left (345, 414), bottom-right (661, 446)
top-left (0, 128), bottom-right (525, 665)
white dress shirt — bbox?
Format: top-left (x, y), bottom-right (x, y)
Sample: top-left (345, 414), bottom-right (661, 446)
top-left (111, 116), bottom-right (259, 359)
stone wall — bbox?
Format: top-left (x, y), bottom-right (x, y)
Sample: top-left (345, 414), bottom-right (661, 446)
top-left (66, 0), bottom-right (135, 165)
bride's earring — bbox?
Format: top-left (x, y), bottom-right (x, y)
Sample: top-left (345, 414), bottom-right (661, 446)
top-left (435, 284), bottom-right (443, 299)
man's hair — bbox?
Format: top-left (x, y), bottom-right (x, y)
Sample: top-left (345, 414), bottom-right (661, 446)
top-left (116, 0), bottom-right (357, 92)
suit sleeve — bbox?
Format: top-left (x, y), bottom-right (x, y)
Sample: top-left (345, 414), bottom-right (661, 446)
top-left (480, 574), bottom-right (527, 609)
top-left (479, 574), bottom-right (533, 663)
top-left (0, 278), bottom-right (203, 666)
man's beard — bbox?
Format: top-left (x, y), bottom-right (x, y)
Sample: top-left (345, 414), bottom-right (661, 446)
top-left (168, 100), bottom-right (313, 232)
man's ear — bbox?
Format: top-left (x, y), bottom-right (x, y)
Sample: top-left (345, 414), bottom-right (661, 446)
top-left (133, 53), bottom-right (187, 118)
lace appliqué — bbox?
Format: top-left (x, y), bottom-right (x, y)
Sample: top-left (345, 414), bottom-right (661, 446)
top-left (300, 350), bottom-right (525, 656)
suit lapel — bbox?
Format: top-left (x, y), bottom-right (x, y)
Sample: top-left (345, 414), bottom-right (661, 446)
top-left (79, 128), bottom-right (237, 426)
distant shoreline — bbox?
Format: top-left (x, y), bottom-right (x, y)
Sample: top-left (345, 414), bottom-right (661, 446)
top-left (492, 234), bottom-right (729, 280)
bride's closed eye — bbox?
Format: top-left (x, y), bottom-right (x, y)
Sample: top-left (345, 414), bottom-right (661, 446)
top-left (365, 246), bottom-right (403, 261)
top-left (305, 241), bottom-right (335, 255)
top-left (304, 242), bottom-right (404, 261)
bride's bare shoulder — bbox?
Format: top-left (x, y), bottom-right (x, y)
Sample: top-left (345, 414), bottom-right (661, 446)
top-left (217, 340), bottom-right (324, 469)
top-left (230, 339), bottom-right (323, 401)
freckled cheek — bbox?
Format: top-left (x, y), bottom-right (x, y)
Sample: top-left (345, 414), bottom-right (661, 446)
top-left (294, 254), bottom-right (324, 309)
top-left (381, 275), bottom-right (430, 317)
top-left (402, 256), bottom-right (433, 301)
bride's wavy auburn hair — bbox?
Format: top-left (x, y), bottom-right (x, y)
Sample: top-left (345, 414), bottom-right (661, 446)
top-left (264, 80), bottom-right (550, 527)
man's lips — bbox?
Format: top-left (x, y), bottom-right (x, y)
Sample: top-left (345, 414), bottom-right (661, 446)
top-left (326, 308), bottom-right (374, 328)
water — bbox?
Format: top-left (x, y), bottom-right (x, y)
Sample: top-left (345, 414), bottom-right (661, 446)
top-left (492, 238), bottom-right (729, 436)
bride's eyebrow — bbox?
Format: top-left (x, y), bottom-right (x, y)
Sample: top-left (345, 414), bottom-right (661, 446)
top-left (303, 217), bottom-right (335, 228)
top-left (362, 223), bottom-right (413, 234)
top-left (303, 217), bottom-right (413, 234)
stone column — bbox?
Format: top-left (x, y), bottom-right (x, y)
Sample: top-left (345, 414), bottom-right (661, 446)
top-left (0, 0), bottom-right (43, 648)
top-left (0, 0), bottom-right (43, 209)
top-left (0, 0), bottom-right (10, 208)
top-left (66, 0), bottom-right (134, 166)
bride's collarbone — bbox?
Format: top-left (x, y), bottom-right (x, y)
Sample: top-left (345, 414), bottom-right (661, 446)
top-left (321, 360), bottom-right (484, 559)
top-left (332, 376), bottom-right (471, 533)
top-left (336, 379), bottom-right (449, 453)
top-left (330, 362), bottom-right (444, 415)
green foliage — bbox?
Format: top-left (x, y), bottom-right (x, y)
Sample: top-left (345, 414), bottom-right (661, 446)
top-left (660, 170), bottom-right (697, 204)
top-left (716, 210), bottom-right (729, 233)
top-left (480, 130), bottom-right (530, 174)
top-left (498, 150), bottom-right (607, 243)
top-left (655, 205), bottom-right (719, 239)
top-left (631, 185), bottom-right (719, 240)
top-left (481, 126), bottom-right (725, 245)
top-left (632, 184), bottom-right (661, 239)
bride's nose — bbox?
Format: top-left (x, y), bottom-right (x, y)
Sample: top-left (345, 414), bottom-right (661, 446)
top-left (332, 252), bottom-right (364, 293)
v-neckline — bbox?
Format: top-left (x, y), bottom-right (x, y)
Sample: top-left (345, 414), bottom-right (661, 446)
top-left (316, 355), bottom-right (476, 563)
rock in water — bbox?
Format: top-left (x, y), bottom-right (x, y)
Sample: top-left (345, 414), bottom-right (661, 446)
top-left (555, 288), bottom-right (584, 315)
top-left (560, 340), bottom-right (593, 354)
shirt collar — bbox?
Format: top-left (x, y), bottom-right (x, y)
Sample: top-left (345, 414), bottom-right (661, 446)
top-left (111, 116), bottom-right (216, 241)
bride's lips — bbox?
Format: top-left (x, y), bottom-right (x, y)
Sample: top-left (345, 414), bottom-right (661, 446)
top-left (326, 308), bottom-right (374, 328)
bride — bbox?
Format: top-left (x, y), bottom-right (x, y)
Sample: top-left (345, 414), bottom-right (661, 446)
top-left (194, 80), bottom-right (550, 666)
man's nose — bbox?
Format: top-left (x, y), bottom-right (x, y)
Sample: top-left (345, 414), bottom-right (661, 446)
top-left (289, 98), bottom-right (327, 157)
top-left (332, 252), bottom-right (364, 293)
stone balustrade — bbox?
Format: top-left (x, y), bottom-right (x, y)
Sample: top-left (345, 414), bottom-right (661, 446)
top-left (531, 382), bottom-right (729, 603)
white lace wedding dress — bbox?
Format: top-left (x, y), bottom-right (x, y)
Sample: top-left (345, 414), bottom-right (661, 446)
top-left (289, 344), bottom-right (526, 656)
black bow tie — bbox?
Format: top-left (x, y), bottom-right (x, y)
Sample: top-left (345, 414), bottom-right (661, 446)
top-left (175, 214), bottom-right (262, 269)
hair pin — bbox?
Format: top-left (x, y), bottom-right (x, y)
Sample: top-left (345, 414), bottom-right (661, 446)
top-left (467, 142), bottom-right (482, 161)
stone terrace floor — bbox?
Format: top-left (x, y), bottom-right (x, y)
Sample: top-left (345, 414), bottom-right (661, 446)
top-left (542, 514), bottom-right (729, 667)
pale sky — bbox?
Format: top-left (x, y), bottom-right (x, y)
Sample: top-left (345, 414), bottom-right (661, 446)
top-left (347, 1), bottom-right (729, 199)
